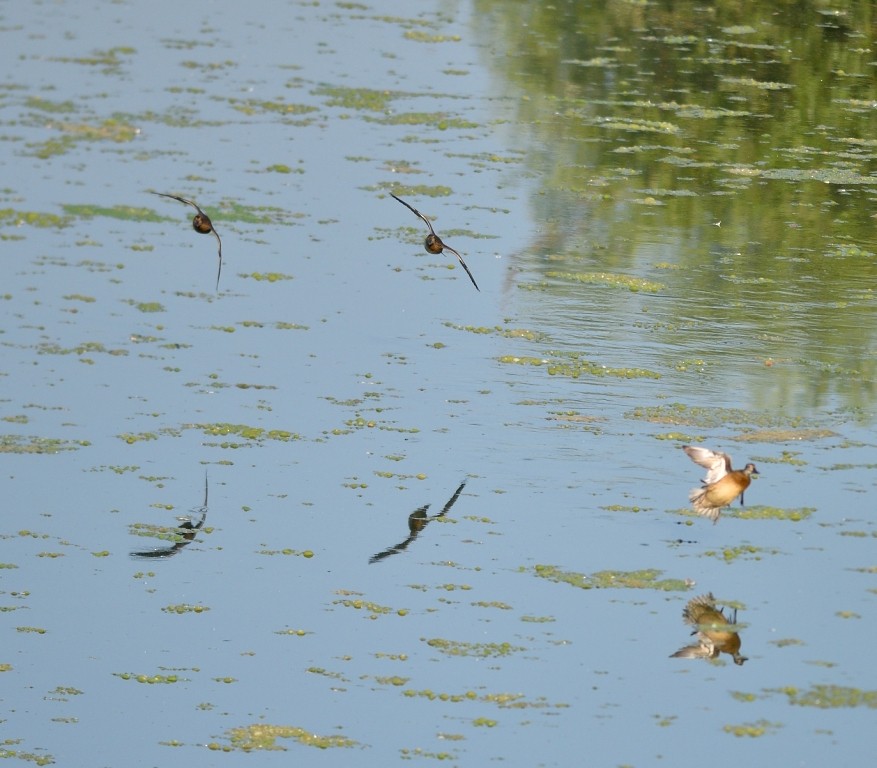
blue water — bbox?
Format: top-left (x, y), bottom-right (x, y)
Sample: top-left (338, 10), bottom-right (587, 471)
top-left (1, 1), bottom-right (874, 766)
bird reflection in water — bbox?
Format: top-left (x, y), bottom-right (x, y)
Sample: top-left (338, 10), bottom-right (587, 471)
top-left (670, 592), bottom-right (748, 666)
top-left (150, 191), bottom-right (224, 291)
top-left (369, 480), bottom-right (467, 564)
top-left (130, 475), bottom-right (209, 559)
top-left (390, 193), bottom-right (480, 292)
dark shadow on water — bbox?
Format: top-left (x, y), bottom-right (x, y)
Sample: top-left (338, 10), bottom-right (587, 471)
top-left (130, 474), bottom-right (209, 560)
top-left (369, 480), bottom-right (467, 564)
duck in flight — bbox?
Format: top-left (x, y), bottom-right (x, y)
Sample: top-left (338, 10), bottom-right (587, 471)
top-left (683, 445), bottom-right (759, 523)
top-left (151, 191), bottom-right (223, 291)
top-left (390, 193), bottom-right (479, 291)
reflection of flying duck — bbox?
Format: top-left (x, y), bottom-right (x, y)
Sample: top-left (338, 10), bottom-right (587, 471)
top-left (369, 481), bottom-right (467, 564)
top-left (683, 445), bottom-right (759, 523)
top-left (390, 193), bottom-right (480, 292)
top-left (130, 475), bottom-right (209, 559)
top-left (670, 592), bottom-right (748, 666)
top-left (150, 191), bottom-right (224, 291)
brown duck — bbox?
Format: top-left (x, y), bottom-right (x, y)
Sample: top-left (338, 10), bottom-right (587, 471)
top-left (390, 193), bottom-right (479, 291)
top-left (670, 592), bottom-right (747, 665)
top-left (151, 191), bottom-right (223, 291)
top-left (683, 445), bottom-right (758, 523)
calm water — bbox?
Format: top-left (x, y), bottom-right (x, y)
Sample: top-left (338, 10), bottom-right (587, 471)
top-left (2, 1), bottom-right (875, 766)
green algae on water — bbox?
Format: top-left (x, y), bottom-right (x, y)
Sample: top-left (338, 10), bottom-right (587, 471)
top-left (424, 638), bottom-right (524, 658)
top-left (768, 685), bottom-right (877, 709)
top-left (212, 723), bottom-right (358, 751)
top-left (533, 564), bottom-right (690, 591)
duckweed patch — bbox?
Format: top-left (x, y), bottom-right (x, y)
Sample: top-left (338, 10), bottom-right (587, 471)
top-left (702, 544), bottom-right (778, 562)
top-left (533, 564), bottom-right (690, 591)
top-left (257, 548), bottom-right (314, 558)
top-left (114, 672), bottom-right (186, 684)
top-left (194, 423), bottom-right (302, 443)
top-left (735, 428), bottom-right (837, 442)
top-left (214, 723), bottom-right (358, 751)
top-left (368, 112), bottom-right (478, 130)
top-left (37, 340), bottom-right (128, 357)
top-left (0, 435), bottom-right (86, 454)
top-left (386, 184), bottom-right (454, 199)
top-left (228, 98), bottom-right (318, 118)
top-left (0, 208), bottom-right (72, 228)
top-left (333, 598), bottom-right (402, 618)
top-left (723, 720), bottom-right (782, 737)
top-left (626, 403), bottom-right (809, 430)
top-left (499, 353), bottom-right (660, 380)
top-left (403, 30), bottom-right (461, 43)
top-left (444, 321), bottom-right (548, 341)
top-left (241, 272), bottom-right (293, 282)
top-left (768, 685), bottom-right (877, 709)
top-left (162, 604), bottom-right (210, 615)
top-left (63, 203), bottom-right (161, 222)
top-left (545, 271), bottom-right (665, 292)
top-left (733, 506), bottom-right (814, 521)
top-left (424, 638), bottom-right (524, 658)
top-left (0, 747), bottom-right (55, 766)
top-left (315, 85), bottom-right (397, 112)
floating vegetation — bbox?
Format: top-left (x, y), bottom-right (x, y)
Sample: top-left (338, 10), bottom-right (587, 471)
top-left (723, 720), bottom-right (782, 737)
top-left (374, 675), bottom-right (409, 686)
top-left (369, 112), bottom-right (478, 130)
top-left (50, 45), bottom-right (135, 73)
top-left (768, 685), bottom-right (877, 709)
top-left (626, 403), bottom-right (810, 430)
top-left (228, 98), bottom-right (318, 117)
top-left (122, 300), bottom-right (164, 314)
top-left (722, 76), bottom-right (794, 91)
top-left (0, 747), bottom-right (55, 767)
top-left (194, 423), bottom-right (302, 443)
top-left (499, 352), bottom-right (660, 380)
top-left (735, 428), bottom-right (837, 443)
top-left (16, 626), bottom-right (47, 634)
top-left (212, 723), bottom-right (358, 751)
top-left (315, 85), bottom-right (397, 111)
top-left (545, 271), bottom-right (664, 292)
top-left (332, 598), bottom-right (404, 619)
top-left (733, 506), bottom-right (814, 522)
top-left (0, 208), bottom-right (72, 228)
top-left (114, 672), bottom-right (186, 684)
top-left (400, 747), bottom-right (458, 760)
top-left (701, 544), bottom-right (779, 562)
top-left (28, 117), bottom-right (139, 158)
top-left (241, 272), bottom-right (294, 282)
top-left (37, 341), bottom-right (127, 357)
top-left (595, 117), bottom-right (680, 134)
top-left (533, 565), bottom-right (690, 591)
top-left (0, 435), bottom-right (87, 454)
top-left (117, 432), bottom-right (160, 445)
top-left (161, 604), bottom-right (210, 615)
top-left (444, 321), bottom-right (548, 341)
top-left (63, 203), bottom-right (160, 222)
top-left (256, 548), bottom-right (314, 558)
top-left (424, 638), bottom-right (524, 658)
top-left (403, 30), bottom-right (461, 43)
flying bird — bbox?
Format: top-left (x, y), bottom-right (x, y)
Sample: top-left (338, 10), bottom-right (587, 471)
top-left (682, 445), bottom-right (759, 523)
top-left (151, 191), bottom-right (223, 291)
top-left (390, 193), bottom-right (479, 291)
